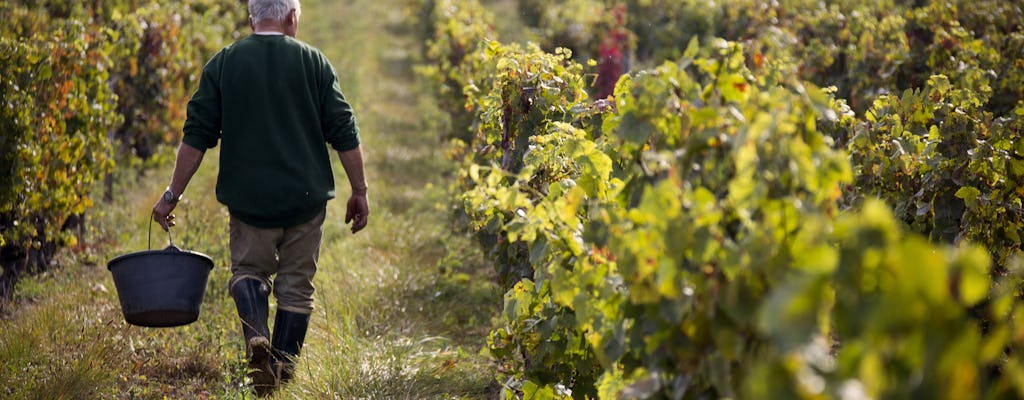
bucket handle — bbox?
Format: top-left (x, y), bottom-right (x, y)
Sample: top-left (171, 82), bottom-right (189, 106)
top-left (148, 218), bottom-right (175, 251)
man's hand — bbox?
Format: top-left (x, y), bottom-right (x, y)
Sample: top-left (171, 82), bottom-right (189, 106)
top-left (152, 198), bottom-right (177, 231)
top-left (337, 146), bottom-right (368, 234)
top-left (152, 143), bottom-right (204, 231)
top-left (345, 193), bottom-right (369, 234)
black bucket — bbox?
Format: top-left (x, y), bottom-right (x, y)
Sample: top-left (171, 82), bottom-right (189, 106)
top-left (107, 223), bottom-right (213, 327)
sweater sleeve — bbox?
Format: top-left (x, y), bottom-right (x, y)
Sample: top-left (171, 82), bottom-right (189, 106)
top-left (320, 59), bottom-right (360, 152)
top-left (182, 51), bottom-right (223, 152)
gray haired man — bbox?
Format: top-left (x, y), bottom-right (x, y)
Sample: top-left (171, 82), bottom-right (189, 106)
top-left (151, 0), bottom-right (368, 395)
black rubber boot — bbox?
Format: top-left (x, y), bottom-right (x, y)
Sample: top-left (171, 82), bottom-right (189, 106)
top-left (271, 310), bottom-right (311, 383)
top-left (230, 278), bottom-right (276, 396)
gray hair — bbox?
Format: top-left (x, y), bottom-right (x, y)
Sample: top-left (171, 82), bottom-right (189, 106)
top-left (248, 0), bottom-right (301, 23)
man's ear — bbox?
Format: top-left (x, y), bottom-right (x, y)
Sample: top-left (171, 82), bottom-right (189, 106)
top-left (287, 9), bottom-right (298, 26)
top-left (249, 16), bottom-right (255, 31)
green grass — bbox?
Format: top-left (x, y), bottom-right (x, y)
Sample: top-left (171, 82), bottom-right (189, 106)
top-left (0, 0), bottom-right (501, 398)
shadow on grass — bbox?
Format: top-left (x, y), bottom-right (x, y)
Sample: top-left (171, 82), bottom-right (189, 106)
top-left (346, 213), bottom-right (501, 346)
top-left (287, 333), bottom-right (501, 400)
top-left (309, 214), bottom-right (502, 398)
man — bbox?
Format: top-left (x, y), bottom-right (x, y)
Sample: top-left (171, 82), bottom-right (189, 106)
top-left (151, 0), bottom-right (368, 395)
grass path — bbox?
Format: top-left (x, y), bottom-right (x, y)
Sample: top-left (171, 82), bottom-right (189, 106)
top-left (0, 0), bottom-right (500, 398)
top-left (281, 0), bottom-right (501, 397)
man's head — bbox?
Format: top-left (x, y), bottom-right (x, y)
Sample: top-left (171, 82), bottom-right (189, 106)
top-left (248, 0), bottom-right (301, 37)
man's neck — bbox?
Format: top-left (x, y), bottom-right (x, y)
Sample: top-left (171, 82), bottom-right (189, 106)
top-left (252, 21), bottom-right (290, 36)
top-left (254, 26), bottom-right (285, 33)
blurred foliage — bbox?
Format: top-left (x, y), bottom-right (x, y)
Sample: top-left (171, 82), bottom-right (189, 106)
top-left (0, 0), bottom-right (243, 298)
top-left (2, 0), bottom-right (244, 160)
top-left (516, 0), bottom-right (1023, 117)
top-left (414, 0), bottom-right (498, 142)
top-left (0, 20), bottom-right (119, 287)
top-left (415, 0), bottom-right (1024, 398)
top-left (848, 77), bottom-right (1024, 273)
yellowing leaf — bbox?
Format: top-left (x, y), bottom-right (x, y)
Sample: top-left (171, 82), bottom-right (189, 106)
top-left (954, 246), bottom-right (991, 306)
top-left (954, 186), bottom-right (981, 203)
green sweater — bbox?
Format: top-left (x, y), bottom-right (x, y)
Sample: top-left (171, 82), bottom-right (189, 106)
top-left (182, 34), bottom-right (360, 228)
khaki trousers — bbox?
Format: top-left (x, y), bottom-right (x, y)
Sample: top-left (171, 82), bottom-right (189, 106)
top-left (227, 208), bottom-right (325, 314)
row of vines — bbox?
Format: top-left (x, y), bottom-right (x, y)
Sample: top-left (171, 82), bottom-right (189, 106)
top-left (415, 0), bottom-right (1024, 398)
top-left (0, 1), bottom-right (243, 298)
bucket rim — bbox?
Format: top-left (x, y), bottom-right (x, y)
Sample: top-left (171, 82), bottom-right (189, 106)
top-left (107, 248), bottom-right (214, 271)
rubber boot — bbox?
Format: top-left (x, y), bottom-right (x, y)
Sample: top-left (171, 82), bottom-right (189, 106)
top-left (271, 310), bottom-right (311, 383)
top-left (230, 278), bottom-right (277, 396)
